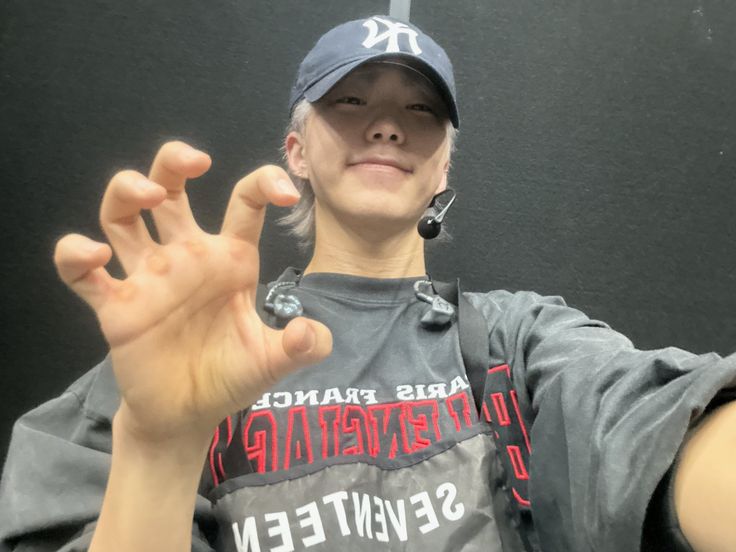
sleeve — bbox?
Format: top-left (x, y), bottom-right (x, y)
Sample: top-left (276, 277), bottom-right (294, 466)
top-left (0, 356), bottom-right (218, 552)
top-left (467, 291), bottom-right (736, 552)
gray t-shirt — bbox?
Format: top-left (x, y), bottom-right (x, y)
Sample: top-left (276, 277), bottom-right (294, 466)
top-left (2, 267), bottom-right (736, 552)
top-left (203, 270), bottom-right (504, 551)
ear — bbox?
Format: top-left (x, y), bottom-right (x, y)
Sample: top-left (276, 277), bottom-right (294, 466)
top-left (285, 131), bottom-right (309, 179)
top-left (434, 160), bottom-right (449, 194)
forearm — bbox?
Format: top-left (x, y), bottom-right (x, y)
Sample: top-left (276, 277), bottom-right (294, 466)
top-left (89, 410), bottom-right (212, 552)
top-left (674, 400), bottom-right (736, 552)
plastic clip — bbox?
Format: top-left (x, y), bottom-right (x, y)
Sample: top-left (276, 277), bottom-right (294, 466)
top-left (413, 280), bottom-right (455, 328)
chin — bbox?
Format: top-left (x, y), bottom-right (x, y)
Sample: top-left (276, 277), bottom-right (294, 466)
top-left (340, 205), bottom-right (421, 236)
top-left (343, 168), bottom-right (414, 192)
top-left (316, 179), bottom-right (429, 234)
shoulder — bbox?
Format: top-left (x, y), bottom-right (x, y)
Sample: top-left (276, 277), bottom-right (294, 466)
top-left (461, 288), bottom-right (621, 352)
top-left (462, 288), bottom-right (569, 322)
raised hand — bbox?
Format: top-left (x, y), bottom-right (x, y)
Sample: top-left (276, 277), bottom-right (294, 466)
top-left (53, 141), bottom-right (332, 444)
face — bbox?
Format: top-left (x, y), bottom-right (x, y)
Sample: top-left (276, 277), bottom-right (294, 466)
top-left (286, 62), bottom-right (452, 239)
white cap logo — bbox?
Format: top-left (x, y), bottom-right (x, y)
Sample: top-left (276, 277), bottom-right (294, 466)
top-left (361, 16), bottom-right (422, 55)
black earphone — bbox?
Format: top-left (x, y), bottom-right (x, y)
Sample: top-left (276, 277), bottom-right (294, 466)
top-left (417, 188), bottom-right (456, 240)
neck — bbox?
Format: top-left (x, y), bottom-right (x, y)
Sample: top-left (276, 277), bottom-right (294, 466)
top-left (304, 211), bottom-right (427, 279)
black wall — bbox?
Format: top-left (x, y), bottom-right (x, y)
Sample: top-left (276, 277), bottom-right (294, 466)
top-left (1, 0), bottom-right (734, 463)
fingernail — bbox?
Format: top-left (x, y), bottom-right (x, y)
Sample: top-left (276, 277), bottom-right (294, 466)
top-left (276, 179), bottom-right (299, 196)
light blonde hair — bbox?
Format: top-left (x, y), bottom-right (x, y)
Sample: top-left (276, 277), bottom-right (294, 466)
top-left (279, 99), bottom-right (458, 252)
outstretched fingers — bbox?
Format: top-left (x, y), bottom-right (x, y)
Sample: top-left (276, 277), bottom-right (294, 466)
top-left (221, 165), bottom-right (301, 246)
top-left (99, 140), bottom-right (211, 275)
top-left (148, 141), bottom-right (212, 243)
top-left (99, 170), bottom-right (168, 274)
top-left (54, 234), bottom-right (118, 311)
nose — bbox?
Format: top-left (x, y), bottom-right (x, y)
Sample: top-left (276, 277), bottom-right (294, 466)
top-left (365, 114), bottom-right (405, 145)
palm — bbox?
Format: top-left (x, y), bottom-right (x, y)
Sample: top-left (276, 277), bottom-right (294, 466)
top-left (54, 142), bottom-right (331, 442)
top-left (103, 235), bottom-right (266, 439)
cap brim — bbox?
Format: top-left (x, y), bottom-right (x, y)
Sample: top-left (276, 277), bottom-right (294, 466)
top-left (302, 53), bottom-right (459, 128)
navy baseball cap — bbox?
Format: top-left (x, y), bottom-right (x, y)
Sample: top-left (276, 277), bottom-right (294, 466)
top-left (289, 15), bottom-right (459, 128)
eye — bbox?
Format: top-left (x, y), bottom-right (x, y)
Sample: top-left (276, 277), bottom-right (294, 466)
top-left (335, 96), bottom-right (364, 106)
top-left (408, 103), bottom-right (435, 113)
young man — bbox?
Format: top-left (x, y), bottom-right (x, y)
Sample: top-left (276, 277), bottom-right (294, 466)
top-left (1, 15), bottom-right (735, 552)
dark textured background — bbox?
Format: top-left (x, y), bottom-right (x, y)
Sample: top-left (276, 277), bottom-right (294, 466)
top-left (1, 0), bottom-right (734, 463)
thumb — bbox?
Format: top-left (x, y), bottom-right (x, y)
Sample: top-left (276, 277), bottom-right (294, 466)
top-left (270, 317), bottom-right (333, 378)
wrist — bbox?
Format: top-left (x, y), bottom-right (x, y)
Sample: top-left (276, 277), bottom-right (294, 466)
top-left (90, 406), bottom-right (213, 552)
top-left (112, 404), bottom-right (214, 471)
